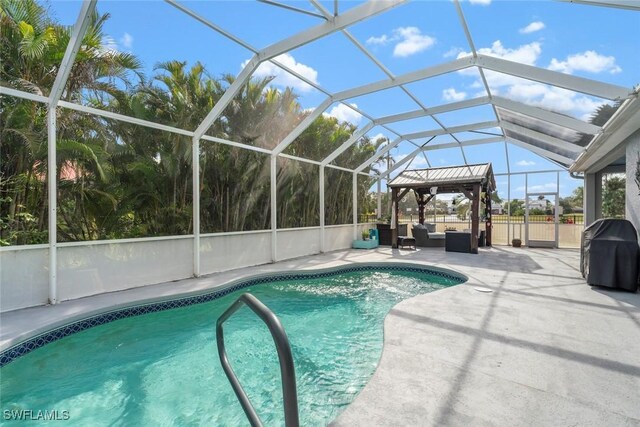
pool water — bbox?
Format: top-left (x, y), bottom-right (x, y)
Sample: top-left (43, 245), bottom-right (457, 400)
top-left (0, 269), bottom-right (461, 426)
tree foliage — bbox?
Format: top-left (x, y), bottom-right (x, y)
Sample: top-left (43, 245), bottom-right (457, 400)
top-left (0, 1), bottom-right (377, 245)
top-left (602, 176), bottom-right (625, 218)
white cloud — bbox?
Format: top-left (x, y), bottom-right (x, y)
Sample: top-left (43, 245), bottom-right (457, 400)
top-left (457, 41), bottom-right (609, 118)
top-left (396, 153), bottom-right (428, 168)
top-left (366, 34), bottom-right (391, 46)
top-left (366, 26), bottom-right (436, 58)
top-left (456, 40), bottom-right (541, 81)
top-left (548, 50), bottom-right (621, 74)
top-left (444, 46), bottom-right (464, 58)
top-left (469, 0), bottom-right (492, 5)
top-left (393, 27), bottom-right (436, 57)
top-left (325, 103), bottom-right (362, 125)
top-left (516, 160), bottom-right (536, 166)
top-left (519, 21), bottom-right (545, 34)
top-left (120, 32), bottom-right (134, 49)
top-left (102, 33), bottom-right (134, 54)
top-left (442, 88), bottom-right (467, 102)
top-left (516, 183), bottom-right (557, 193)
top-left (473, 40), bottom-right (541, 65)
top-left (495, 79), bottom-right (606, 118)
top-left (410, 155), bottom-right (429, 168)
top-left (101, 35), bottom-right (119, 54)
top-left (241, 53), bottom-right (318, 92)
top-left (369, 133), bottom-right (388, 143)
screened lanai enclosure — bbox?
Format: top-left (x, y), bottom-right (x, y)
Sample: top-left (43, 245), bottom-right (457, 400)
top-left (1, 0), bottom-right (639, 311)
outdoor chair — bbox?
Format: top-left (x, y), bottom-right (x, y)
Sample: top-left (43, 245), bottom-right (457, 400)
top-left (412, 223), bottom-right (445, 248)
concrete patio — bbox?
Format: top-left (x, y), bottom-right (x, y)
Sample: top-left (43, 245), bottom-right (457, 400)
top-left (2, 246), bottom-right (639, 425)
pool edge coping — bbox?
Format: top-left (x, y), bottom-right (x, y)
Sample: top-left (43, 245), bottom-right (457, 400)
top-left (0, 262), bottom-right (467, 367)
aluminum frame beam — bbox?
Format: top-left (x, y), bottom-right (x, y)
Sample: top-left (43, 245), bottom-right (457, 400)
top-left (355, 137), bottom-right (403, 173)
top-left (49, 0), bottom-right (97, 106)
top-left (272, 97), bottom-right (334, 155)
top-left (310, 0), bottom-right (471, 161)
top-left (558, 0), bottom-right (640, 11)
top-left (452, 0), bottom-right (497, 167)
top-left (492, 96), bottom-right (602, 135)
top-left (378, 146), bottom-right (422, 179)
top-left (270, 155), bottom-right (278, 261)
top-left (499, 121), bottom-right (585, 154)
top-left (193, 56), bottom-right (259, 140)
top-left (355, 121), bottom-right (499, 174)
top-left (322, 122), bottom-right (375, 166)
top-left (166, 0), bottom-right (256, 52)
top-left (258, 0), bottom-right (327, 19)
top-left (192, 0), bottom-right (403, 140)
top-left (402, 120), bottom-right (500, 140)
top-left (170, 0), bottom-right (620, 174)
top-left (476, 54), bottom-right (631, 101)
top-left (46, 109), bottom-right (57, 304)
top-left (319, 166), bottom-right (325, 252)
top-left (258, 0), bottom-right (404, 61)
top-left (0, 86), bottom-right (48, 103)
top-left (422, 136), bottom-right (505, 152)
top-left (45, 0), bottom-right (97, 305)
top-left (2, 86), bottom-right (375, 176)
top-left (374, 97), bottom-right (490, 126)
top-left (332, 57), bottom-right (474, 101)
top-left (505, 137), bottom-right (574, 166)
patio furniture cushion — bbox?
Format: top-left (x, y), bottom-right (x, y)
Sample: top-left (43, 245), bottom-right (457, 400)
top-left (397, 236), bottom-right (416, 250)
top-left (412, 226), bottom-right (445, 247)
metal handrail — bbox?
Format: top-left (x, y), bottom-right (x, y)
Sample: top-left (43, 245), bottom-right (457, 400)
top-left (216, 293), bottom-right (300, 427)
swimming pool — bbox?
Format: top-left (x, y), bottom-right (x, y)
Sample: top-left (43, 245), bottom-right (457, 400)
top-left (0, 265), bottom-right (464, 426)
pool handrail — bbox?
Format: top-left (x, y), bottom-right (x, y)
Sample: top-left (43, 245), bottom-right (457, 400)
top-left (216, 293), bottom-right (300, 427)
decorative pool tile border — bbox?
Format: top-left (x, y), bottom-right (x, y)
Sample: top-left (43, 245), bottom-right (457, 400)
top-left (0, 264), bottom-right (465, 367)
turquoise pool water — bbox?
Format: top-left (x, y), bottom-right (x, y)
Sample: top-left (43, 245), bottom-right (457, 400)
top-left (1, 268), bottom-right (461, 426)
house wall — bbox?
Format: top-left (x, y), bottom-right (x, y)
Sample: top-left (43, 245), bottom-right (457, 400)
top-left (625, 129), bottom-right (640, 238)
top-left (584, 172), bottom-right (598, 226)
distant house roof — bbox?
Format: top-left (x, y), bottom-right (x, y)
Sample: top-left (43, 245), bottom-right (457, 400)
top-left (388, 163), bottom-right (496, 193)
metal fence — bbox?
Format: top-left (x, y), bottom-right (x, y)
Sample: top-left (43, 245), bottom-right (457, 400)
top-left (360, 214), bottom-right (584, 248)
top-left (359, 213), bottom-right (584, 225)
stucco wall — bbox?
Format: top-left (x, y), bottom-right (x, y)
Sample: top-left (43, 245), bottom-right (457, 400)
top-left (625, 129), bottom-right (640, 239)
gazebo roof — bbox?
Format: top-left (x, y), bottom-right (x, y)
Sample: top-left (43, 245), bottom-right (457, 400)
top-left (388, 163), bottom-right (495, 192)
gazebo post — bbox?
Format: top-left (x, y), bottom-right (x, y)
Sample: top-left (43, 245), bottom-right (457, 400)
top-left (392, 187), bottom-right (399, 248)
top-left (414, 190), bottom-right (433, 225)
top-left (415, 190), bottom-right (425, 225)
top-left (471, 183), bottom-right (480, 254)
top-left (486, 188), bottom-right (493, 247)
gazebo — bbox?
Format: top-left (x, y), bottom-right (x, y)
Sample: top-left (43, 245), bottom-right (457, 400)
top-left (388, 163), bottom-right (496, 254)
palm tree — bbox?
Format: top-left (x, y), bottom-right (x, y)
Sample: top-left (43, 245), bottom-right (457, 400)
top-left (1, 0), bottom-right (142, 243)
top-left (0, 0), bottom-right (395, 242)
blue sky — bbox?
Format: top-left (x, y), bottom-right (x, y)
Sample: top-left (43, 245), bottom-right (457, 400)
top-left (49, 0), bottom-right (639, 198)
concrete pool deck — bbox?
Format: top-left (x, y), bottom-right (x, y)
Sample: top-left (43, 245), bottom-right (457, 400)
top-left (2, 246), bottom-right (639, 425)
